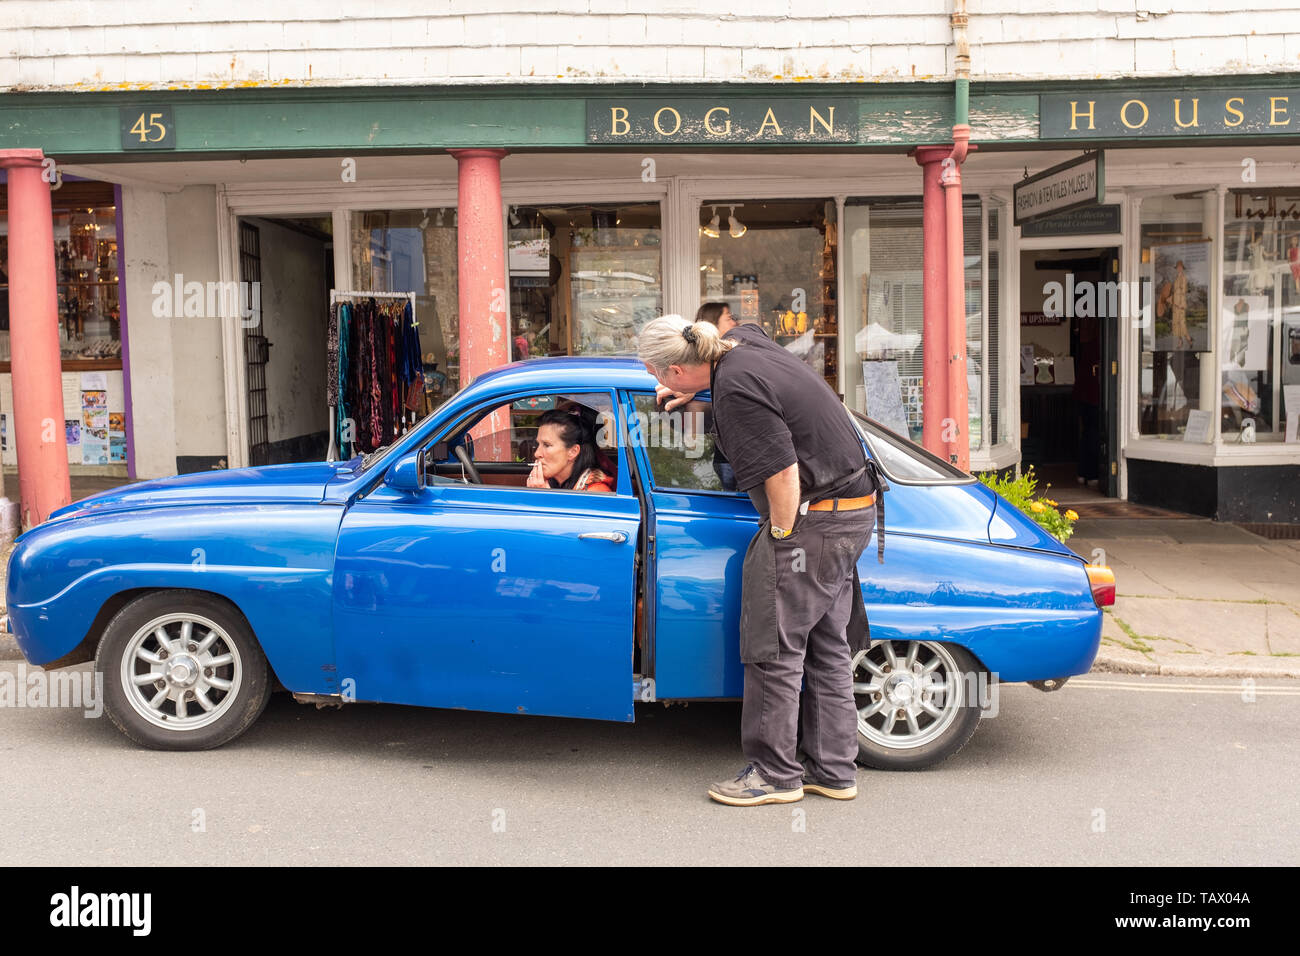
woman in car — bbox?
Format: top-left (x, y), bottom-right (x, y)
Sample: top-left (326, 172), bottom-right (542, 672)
top-left (526, 409), bottom-right (614, 492)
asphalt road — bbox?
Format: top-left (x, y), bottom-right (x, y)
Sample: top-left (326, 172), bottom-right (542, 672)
top-left (1, 664), bottom-right (1296, 866)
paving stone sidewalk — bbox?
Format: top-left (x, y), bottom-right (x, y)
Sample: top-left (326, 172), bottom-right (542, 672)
top-left (1071, 518), bottom-right (1300, 679)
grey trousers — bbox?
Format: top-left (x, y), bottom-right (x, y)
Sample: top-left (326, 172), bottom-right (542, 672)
top-left (740, 506), bottom-right (876, 789)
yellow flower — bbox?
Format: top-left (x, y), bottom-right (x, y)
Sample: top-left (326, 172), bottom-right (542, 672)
top-left (1045, 498), bottom-right (1058, 507)
top-left (1065, 509), bottom-right (1079, 521)
top-left (1030, 501), bottom-right (1046, 513)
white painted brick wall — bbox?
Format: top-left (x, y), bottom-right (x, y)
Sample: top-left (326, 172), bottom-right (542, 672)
top-left (3, 2), bottom-right (1300, 91)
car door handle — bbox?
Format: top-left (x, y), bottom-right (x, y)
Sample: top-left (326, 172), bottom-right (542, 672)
top-left (579, 531), bottom-right (628, 543)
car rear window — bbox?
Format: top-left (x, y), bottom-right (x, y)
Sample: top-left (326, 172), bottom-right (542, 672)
top-left (850, 410), bottom-right (972, 484)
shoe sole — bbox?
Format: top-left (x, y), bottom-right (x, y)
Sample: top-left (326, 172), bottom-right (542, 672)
top-left (707, 786), bottom-right (804, 807)
top-left (803, 782), bottom-right (858, 800)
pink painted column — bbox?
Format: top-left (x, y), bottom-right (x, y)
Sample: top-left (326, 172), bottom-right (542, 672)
top-left (942, 126), bottom-right (973, 472)
top-left (450, 148), bottom-right (509, 459)
top-left (912, 146), bottom-right (950, 458)
top-left (1, 149), bottom-right (70, 528)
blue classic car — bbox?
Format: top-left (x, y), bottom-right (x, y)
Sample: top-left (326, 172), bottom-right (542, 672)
top-left (5, 357), bottom-right (1111, 768)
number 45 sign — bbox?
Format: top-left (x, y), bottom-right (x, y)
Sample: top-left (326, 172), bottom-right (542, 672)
top-left (120, 107), bottom-right (176, 150)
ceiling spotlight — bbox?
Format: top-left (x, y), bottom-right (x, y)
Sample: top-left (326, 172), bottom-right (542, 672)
top-left (728, 205), bottom-right (746, 238)
top-left (700, 205), bottom-right (721, 239)
top-left (419, 208), bottom-right (430, 229)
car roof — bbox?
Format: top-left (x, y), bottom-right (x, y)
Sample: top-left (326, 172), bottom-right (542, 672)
top-left (463, 356), bottom-right (660, 395)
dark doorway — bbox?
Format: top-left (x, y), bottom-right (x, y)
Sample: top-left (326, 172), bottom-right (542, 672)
top-left (238, 215), bottom-right (334, 465)
top-left (1019, 246), bottom-right (1120, 500)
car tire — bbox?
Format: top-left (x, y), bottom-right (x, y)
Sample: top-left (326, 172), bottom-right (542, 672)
top-left (852, 640), bottom-right (986, 771)
top-left (95, 590), bottom-right (272, 751)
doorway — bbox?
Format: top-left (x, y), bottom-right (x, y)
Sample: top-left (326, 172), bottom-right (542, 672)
top-left (238, 215), bottom-right (334, 465)
top-left (1019, 246), bottom-right (1120, 499)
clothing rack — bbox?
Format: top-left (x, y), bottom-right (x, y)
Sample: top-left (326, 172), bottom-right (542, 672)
top-left (327, 289), bottom-right (422, 462)
top-left (330, 290), bottom-right (416, 307)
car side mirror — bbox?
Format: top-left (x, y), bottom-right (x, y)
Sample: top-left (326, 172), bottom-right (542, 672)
top-left (385, 448), bottom-right (426, 493)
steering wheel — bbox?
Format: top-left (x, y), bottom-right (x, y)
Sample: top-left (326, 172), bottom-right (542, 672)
top-left (454, 444), bottom-right (482, 484)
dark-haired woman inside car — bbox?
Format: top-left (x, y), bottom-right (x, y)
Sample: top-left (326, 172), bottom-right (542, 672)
top-left (525, 409), bottom-right (614, 492)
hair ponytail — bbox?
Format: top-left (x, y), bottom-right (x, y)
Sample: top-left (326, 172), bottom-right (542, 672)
top-left (637, 314), bottom-right (734, 373)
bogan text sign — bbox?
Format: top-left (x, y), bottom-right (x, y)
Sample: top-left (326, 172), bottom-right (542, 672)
top-left (587, 98), bottom-right (858, 145)
top-left (1042, 89), bottom-right (1300, 138)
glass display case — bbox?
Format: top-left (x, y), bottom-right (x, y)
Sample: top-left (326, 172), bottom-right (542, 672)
top-left (0, 202), bottom-right (122, 370)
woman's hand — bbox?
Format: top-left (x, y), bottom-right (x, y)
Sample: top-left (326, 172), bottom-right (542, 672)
top-left (526, 462), bottom-right (548, 488)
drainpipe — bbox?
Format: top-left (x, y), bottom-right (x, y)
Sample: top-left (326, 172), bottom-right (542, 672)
top-left (941, 0), bottom-right (975, 471)
top-left (913, 146), bottom-right (949, 458)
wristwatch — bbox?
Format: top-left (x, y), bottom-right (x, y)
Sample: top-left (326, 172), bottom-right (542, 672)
top-left (770, 525), bottom-right (793, 540)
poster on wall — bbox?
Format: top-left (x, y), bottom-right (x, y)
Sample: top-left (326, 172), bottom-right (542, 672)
top-left (108, 411), bottom-right (126, 462)
top-left (81, 373), bottom-right (110, 465)
top-left (1150, 240), bottom-right (1210, 352)
top-left (82, 429), bottom-right (109, 465)
top-left (862, 361), bottom-right (909, 438)
top-left (1221, 297), bottom-right (1270, 371)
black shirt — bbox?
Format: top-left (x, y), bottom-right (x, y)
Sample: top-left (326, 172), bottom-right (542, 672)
top-left (722, 322), bottom-right (772, 346)
top-left (710, 340), bottom-right (871, 500)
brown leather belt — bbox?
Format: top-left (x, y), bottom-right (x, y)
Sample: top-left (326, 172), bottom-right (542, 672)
top-left (807, 492), bottom-right (876, 513)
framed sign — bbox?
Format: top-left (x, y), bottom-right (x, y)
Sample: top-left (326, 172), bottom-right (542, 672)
top-left (1014, 152), bottom-right (1104, 226)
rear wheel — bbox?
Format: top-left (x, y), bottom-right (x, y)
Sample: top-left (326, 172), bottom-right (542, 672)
top-left (852, 640), bottom-right (985, 770)
top-left (96, 590), bottom-right (272, 751)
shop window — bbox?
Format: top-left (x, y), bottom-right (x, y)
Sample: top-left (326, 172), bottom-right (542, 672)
top-left (1221, 188), bottom-right (1300, 442)
top-left (349, 207), bottom-right (459, 393)
top-left (508, 203), bottom-right (662, 360)
top-left (841, 198), bottom-right (987, 448)
top-left (699, 199), bottom-right (838, 391)
top-left (1136, 192), bottom-right (1212, 438)
top-left (0, 198), bottom-right (121, 368)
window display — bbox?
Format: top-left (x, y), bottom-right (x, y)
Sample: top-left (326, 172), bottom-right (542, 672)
top-left (699, 199), bottom-right (838, 390)
top-left (1221, 188), bottom-right (1300, 441)
top-left (0, 201), bottom-right (121, 368)
top-left (842, 198), bottom-right (986, 447)
top-left (1136, 192), bottom-right (1211, 438)
top-left (508, 203), bottom-right (662, 359)
top-left (349, 207), bottom-right (459, 391)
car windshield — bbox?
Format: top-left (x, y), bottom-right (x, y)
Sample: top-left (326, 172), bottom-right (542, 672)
top-left (358, 395), bottom-right (455, 471)
top-left (849, 409), bottom-right (972, 483)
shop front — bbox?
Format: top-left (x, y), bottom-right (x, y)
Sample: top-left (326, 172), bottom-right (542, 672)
top-left (6, 80), bottom-right (1300, 523)
top-left (0, 175), bottom-right (131, 479)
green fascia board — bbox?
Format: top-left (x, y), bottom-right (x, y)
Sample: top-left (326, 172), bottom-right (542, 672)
top-left (5, 74), bottom-right (1299, 159)
top-left (0, 81), bottom-right (976, 158)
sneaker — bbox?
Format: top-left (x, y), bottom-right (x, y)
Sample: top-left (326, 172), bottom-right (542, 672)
top-left (801, 774), bottom-right (858, 800)
top-left (707, 764), bottom-right (804, 807)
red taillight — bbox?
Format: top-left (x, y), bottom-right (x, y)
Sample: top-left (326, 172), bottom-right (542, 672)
top-left (1086, 565), bottom-right (1115, 607)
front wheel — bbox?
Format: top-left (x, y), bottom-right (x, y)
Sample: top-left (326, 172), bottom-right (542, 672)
top-left (96, 590), bottom-right (272, 751)
top-left (852, 640), bottom-right (986, 770)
